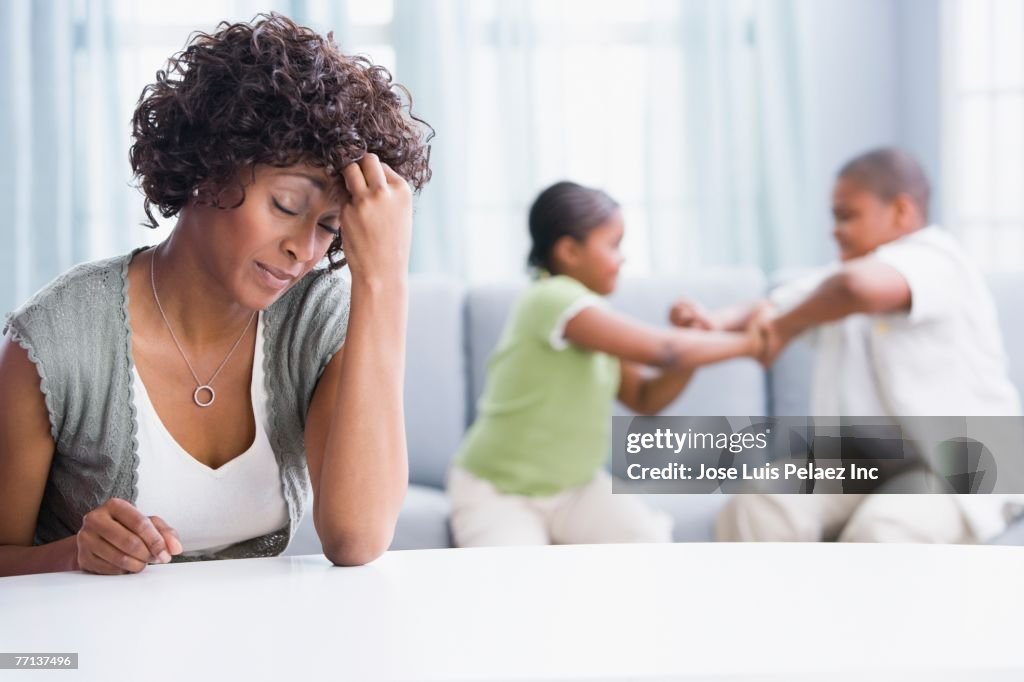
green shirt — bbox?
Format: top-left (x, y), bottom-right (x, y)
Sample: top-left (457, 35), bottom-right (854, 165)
top-left (456, 275), bottom-right (621, 496)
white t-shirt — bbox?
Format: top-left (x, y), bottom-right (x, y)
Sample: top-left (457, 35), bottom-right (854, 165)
top-left (133, 312), bottom-right (289, 556)
top-left (770, 226), bottom-right (1023, 539)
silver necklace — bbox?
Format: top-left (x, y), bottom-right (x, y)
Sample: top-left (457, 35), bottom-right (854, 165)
top-left (149, 247), bottom-right (255, 408)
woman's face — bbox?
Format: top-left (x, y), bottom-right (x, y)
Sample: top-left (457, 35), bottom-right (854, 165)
top-left (189, 163), bottom-right (346, 310)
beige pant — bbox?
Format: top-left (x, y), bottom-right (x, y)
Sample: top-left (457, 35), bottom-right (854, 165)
top-left (716, 492), bottom-right (974, 543)
top-left (447, 465), bottom-right (674, 547)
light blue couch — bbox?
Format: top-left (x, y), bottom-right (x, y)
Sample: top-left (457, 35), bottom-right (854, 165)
top-left (285, 270), bottom-right (1024, 555)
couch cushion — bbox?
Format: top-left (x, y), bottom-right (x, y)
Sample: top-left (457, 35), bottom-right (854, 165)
top-left (389, 484), bottom-right (453, 550)
top-left (767, 337), bottom-right (814, 416)
top-left (282, 484), bottom-right (453, 556)
top-left (465, 281), bottom-right (526, 423)
top-left (986, 273), bottom-right (1024, 400)
top-left (641, 494), bottom-right (732, 542)
top-left (405, 275), bottom-right (467, 488)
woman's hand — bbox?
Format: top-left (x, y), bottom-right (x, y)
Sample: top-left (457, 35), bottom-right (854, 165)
top-left (76, 498), bottom-right (182, 575)
top-left (340, 153), bottom-right (413, 285)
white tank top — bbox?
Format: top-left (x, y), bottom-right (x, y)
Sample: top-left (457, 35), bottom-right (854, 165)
top-left (132, 312), bottom-right (289, 556)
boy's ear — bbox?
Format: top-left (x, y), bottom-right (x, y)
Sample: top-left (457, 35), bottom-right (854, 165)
top-left (892, 193), bottom-right (920, 231)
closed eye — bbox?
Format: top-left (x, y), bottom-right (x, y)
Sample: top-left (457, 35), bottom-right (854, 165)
top-left (319, 224), bottom-right (341, 237)
top-left (272, 197), bottom-right (299, 216)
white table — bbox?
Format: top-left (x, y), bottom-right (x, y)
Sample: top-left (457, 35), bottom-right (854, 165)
top-left (2, 543), bottom-right (1023, 681)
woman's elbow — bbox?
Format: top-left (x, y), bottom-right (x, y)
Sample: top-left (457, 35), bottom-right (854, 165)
top-left (321, 528), bottom-right (394, 567)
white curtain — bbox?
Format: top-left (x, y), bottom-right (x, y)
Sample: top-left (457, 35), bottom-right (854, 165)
top-left (0, 0), bottom-right (818, 314)
top-left (391, 0), bottom-right (815, 281)
top-left (0, 0), bottom-right (127, 315)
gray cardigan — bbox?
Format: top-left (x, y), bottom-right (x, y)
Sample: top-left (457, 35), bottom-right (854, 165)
top-left (3, 247), bottom-right (350, 561)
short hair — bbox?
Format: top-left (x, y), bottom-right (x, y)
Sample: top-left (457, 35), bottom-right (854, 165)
top-left (838, 147), bottom-right (930, 222)
top-left (527, 181), bottom-right (620, 272)
top-left (130, 13), bottom-right (433, 269)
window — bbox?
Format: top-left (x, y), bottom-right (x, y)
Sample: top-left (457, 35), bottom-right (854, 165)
top-left (457, 0), bottom-right (759, 280)
top-left (944, 0), bottom-right (1024, 271)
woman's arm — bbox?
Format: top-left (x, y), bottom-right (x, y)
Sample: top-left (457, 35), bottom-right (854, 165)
top-left (0, 337), bottom-right (182, 577)
top-left (304, 302), bottom-right (408, 566)
top-left (0, 336), bottom-right (75, 576)
top-left (564, 305), bottom-right (761, 369)
top-left (617, 361), bottom-right (695, 416)
top-left (303, 155), bottom-right (411, 567)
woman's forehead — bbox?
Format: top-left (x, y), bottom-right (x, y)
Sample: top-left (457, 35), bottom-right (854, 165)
top-left (261, 164), bottom-right (349, 201)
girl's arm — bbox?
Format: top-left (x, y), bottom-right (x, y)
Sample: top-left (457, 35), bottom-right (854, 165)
top-left (303, 156), bottom-right (411, 567)
top-left (617, 362), bottom-right (695, 416)
top-left (564, 305), bottom-right (761, 370)
top-left (670, 299), bottom-right (763, 332)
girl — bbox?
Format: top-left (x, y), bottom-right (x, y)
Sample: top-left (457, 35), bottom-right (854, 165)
top-left (0, 14), bottom-right (431, 576)
top-left (447, 181), bottom-right (762, 546)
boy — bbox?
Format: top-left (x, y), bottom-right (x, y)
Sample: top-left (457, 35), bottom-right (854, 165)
top-left (674, 148), bottom-right (1023, 544)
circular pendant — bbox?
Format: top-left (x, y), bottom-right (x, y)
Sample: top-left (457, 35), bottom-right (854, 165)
top-left (193, 385), bottom-right (216, 408)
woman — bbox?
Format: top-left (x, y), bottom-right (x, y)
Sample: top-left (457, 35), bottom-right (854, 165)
top-left (0, 13), bottom-right (431, 576)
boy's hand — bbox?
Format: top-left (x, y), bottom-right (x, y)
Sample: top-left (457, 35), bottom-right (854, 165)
top-left (744, 302), bottom-right (776, 359)
top-left (749, 304), bottom-right (790, 367)
top-left (669, 299), bottom-right (716, 330)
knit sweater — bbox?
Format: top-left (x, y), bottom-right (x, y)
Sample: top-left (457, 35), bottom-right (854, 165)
top-left (3, 247), bottom-right (350, 560)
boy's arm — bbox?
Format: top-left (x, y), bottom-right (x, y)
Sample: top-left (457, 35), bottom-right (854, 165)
top-left (762, 259), bottom-right (912, 364)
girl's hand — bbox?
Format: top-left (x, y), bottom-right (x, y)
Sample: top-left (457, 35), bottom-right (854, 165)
top-left (669, 299), bottom-right (716, 330)
top-left (746, 313), bottom-right (767, 359)
top-left (340, 153), bottom-right (413, 285)
top-left (75, 498), bottom-right (182, 575)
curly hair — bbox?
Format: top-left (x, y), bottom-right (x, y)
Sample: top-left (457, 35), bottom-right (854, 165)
top-left (129, 12), bottom-right (433, 269)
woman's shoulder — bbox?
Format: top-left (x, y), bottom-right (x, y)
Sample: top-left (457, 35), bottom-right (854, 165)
top-left (264, 266), bottom-right (351, 364)
top-left (268, 266), bottom-right (351, 328)
top-left (5, 251), bottom-right (133, 340)
top-left (262, 267), bottom-right (352, 413)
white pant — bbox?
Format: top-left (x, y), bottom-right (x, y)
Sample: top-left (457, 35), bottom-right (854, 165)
top-left (447, 465), bottom-right (674, 547)
top-left (716, 492), bottom-right (974, 544)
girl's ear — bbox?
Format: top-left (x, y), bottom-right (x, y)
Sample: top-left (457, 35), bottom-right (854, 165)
top-left (550, 235), bottom-right (579, 273)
